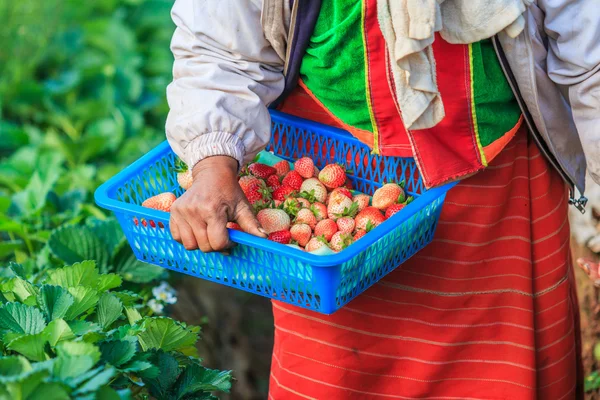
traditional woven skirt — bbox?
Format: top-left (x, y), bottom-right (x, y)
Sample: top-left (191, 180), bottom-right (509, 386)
top-left (268, 123), bottom-right (583, 399)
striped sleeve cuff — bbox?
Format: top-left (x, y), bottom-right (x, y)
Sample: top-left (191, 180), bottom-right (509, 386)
top-left (185, 131), bottom-right (245, 170)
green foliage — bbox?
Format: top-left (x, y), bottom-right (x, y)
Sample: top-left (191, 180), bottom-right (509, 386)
top-left (0, 263), bottom-right (232, 399)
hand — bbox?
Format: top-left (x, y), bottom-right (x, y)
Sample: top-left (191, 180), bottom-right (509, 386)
top-left (169, 156), bottom-right (266, 252)
top-left (576, 258), bottom-right (600, 287)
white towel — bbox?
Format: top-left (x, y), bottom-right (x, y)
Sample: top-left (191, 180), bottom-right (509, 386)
top-left (377, 0), bottom-right (533, 131)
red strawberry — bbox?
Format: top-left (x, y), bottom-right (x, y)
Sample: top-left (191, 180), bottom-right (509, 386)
top-left (245, 181), bottom-right (271, 205)
top-left (310, 202), bottom-right (327, 221)
top-left (248, 163), bottom-right (276, 179)
top-left (268, 230), bottom-right (292, 244)
top-left (327, 191), bottom-right (355, 220)
top-left (294, 157), bottom-right (315, 179)
top-left (299, 178), bottom-right (327, 203)
top-left (295, 208), bottom-right (317, 229)
top-left (330, 232), bottom-right (354, 252)
top-left (353, 194), bottom-right (370, 211)
top-left (134, 218), bottom-right (163, 229)
top-left (273, 185), bottom-right (296, 201)
top-left (354, 207), bottom-right (385, 231)
top-left (314, 219), bottom-right (338, 241)
top-left (239, 175), bottom-right (261, 195)
top-left (296, 197), bottom-right (311, 208)
top-left (282, 170), bottom-right (303, 191)
top-left (226, 222), bottom-right (243, 231)
top-left (344, 178), bottom-right (354, 190)
top-left (336, 217), bottom-right (355, 234)
top-left (177, 169), bottom-right (193, 190)
top-left (385, 203), bottom-right (406, 219)
top-left (142, 193), bottom-right (176, 212)
top-left (266, 174), bottom-right (281, 188)
top-left (318, 164), bottom-right (346, 189)
top-left (257, 209), bottom-right (291, 234)
top-left (372, 183), bottom-right (405, 210)
top-left (290, 224), bottom-right (312, 247)
top-left (305, 236), bottom-right (328, 252)
top-left (353, 229), bottom-right (367, 241)
top-left (274, 160), bottom-right (290, 177)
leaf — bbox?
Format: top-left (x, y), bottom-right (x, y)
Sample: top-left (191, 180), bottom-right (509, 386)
top-left (112, 240), bottom-right (164, 283)
top-left (65, 286), bottom-right (99, 320)
top-left (124, 307), bottom-right (142, 325)
top-left (45, 261), bottom-right (99, 288)
top-left (137, 318), bottom-right (198, 354)
top-left (112, 291), bottom-right (142, 307)
top-left (73, 366), bottom-right (116, 395)
top-left (94, 386), bottom-right (130, 400)
top-left (0, 241), bottom-right (24, 259)
top-left (53, 355), bottom-right (96, 381)
top-left (96, 274), bottom-right (122, 292)
top-left (121, 360), bottom-right (158, 378)
top-left (37, 285), bottom-right (75, 321)
top-left (8, 262), bottom-right (26, 279)
top-left (7, 277), bottom-right (37, 303)
top-left (43, 319), bottom-right (75, 346)
top-left (143, 351), bottom-right (180, 399)
top-left (174, 364), bottom-right (233, 397)
top-left (97, 293), bottom-right (123, 329)
top-left (56, 341), bottom-right (101, 364)
top-left (99, 340), bottom-right (137, 367)
top-left (68, 320), bottom-right (102, 337)
top-left (88, 219), bottom-right (125, 253)
top-left (48, 225), bottom-right (111, 271)
top-left (0, 303), bottom-right (46, 334)
top-left (27, 382), bottom-right (70, 400)
top-left (6, 332), bottom-right (47, 362)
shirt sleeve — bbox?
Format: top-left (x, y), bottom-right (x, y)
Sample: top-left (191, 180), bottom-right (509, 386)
top-left (540, 0), bottom-right (600, 184)
top-left (166, 0), bottom-right (285, 169)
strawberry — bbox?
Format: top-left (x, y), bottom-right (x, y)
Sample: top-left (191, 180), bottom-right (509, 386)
top-left (310, 202), bottom-right (327, 221)
top-left (294, 157), bottom-right (315, 179)
top-left (274, 200), bottom-right (283, 207)
top-left (266, 174), bottom-right (281, 188)
top-left (372, 183), bottom-right (405, 210)
top-left (249, 163), bottom-right (276, 179)
top-left (327, 191), bottom-right (355, 220)
top-left (245, 181), bottom-right (271, 205)
top-left (295, 208), bottom-right (317, 229)
top-left (353, 229), bottom-right (367, 241)
top-left (333, 187), bottom-right (353, 200)
top-left (354, 207), bottom-right (385, 231)
top-left (239, 175), bottom-right (261, 195)
top-left (226, 222), bottom-right (243, 231)
top-left (177, 169), bottom-right (193, 190)
top-left (273, 185), bottom-right (296, 201)
top-left (257, 208), bottom-right (291, 234)
top-left (142, 192), bottom-right (176, 212)
top-left (299, 178), bottom-right (327, 203)
top-left (290, 224), bottom-right (312, 247)
top-left (330, 232), bottom-right (354, 252)
top-left (353, 194), bottom-right (370, 211)
top-left (305, 236), bottom-right (329, 252)
top-left (344, 178), bottom-right (354, 190)
top-left (268, 230), bottom-right (292, 244)
top-left (313, 166), bottom-right (320, 177)
top-left (134, 218), bottom-right (163, 229)
top-left (296, 197), bottom-right (311, 208)
top-left (336, 217), bottom-right (355, 234)
top-left (273, 160), bottom-right (290, 177)
top-left (318, 164), bottom-right (346, 189)
top-left (385, 203), bottom-right (406, 219)
top-left (282, 170), bottom-right (303, 191)
top-left (314, 219), bottom-right (338, 241)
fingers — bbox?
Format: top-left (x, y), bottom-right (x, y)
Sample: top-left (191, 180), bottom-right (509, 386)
top-left (576, 258), bottom-right (600, 287)
top-left (235, 202), bottom-right (267, 238)
top-left (205, 209), bottom-right (232, 252)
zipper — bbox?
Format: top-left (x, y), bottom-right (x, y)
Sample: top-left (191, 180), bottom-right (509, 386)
top-left (492, 36), bottom-right (588, 214)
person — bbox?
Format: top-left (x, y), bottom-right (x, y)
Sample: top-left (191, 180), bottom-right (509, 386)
top-left (165, 0), bottom-right (600, 398)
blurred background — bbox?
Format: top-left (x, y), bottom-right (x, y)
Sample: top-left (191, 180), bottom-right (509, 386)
top-left (1, 1), bottom-right (600, 399)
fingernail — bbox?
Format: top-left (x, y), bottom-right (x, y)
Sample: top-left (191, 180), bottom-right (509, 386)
top-left (258, 227), bottom-right (267, 236)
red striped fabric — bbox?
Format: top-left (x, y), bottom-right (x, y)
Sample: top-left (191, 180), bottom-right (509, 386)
top-left (268, 125), bottom-right (583, 399)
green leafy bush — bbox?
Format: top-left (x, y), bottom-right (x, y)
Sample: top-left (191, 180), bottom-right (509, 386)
top-left (0, 261), bottom-right (231, 399)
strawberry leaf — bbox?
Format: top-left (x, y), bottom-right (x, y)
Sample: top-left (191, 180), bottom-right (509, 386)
top-left (137, 317), bottom-right (198, 354)
top-left (100, 340), bottom-right (137, 367)
top-left (96, 293), bottom-right (123, 330)
top-left (37, 285), bottom-right (74, 321)
top-left (6, 332), bottom-right (47, 361)
top-left (0, 302), bottom-right (46, 334)
top-left (45, 261), bottom-right (99, 288)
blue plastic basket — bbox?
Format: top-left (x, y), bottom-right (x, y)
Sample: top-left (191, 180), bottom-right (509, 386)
top-left (95, 110), bottom-right (456, 314)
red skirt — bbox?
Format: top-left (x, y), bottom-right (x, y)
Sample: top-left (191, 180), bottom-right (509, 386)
top-left (268, 125), bottom-right (583, 399)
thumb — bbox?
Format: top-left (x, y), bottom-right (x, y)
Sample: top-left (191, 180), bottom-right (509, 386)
top-left (236, 203), bottom-right (267, 238)
top-left (577, 258), bottom-right (600, 280)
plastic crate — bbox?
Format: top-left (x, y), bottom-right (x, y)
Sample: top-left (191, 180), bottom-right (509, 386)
top-left (94, 111), bottom-right (456, 314)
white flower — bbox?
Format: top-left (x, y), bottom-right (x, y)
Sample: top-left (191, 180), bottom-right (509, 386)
top-left (152, 281), bottom-right (177, 304)
top-left (147, 299), bottom-right (164, 314)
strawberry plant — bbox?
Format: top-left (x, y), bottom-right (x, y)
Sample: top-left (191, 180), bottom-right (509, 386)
top-left (0, 261), bottom-right (231, 399)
